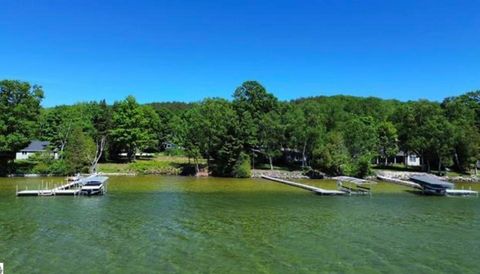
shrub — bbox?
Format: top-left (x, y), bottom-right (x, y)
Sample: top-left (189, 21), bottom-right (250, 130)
top-left (232, 152), bottom-right (251, 178)
top-left (164, 148), bottom-right (184, 156)
top-left (48, 160), bottom-right (68, 175)
top-left (346, 155), bottom-right (372, 178)
top-left (12, 160), bottom-right (36, 174)
top-left (32, 162), bottom-right (50, 174)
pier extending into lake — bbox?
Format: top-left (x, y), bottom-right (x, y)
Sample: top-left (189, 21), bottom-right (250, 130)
top-left (16, 174), bottom-right (108, 196)
top-left (261, 175), bottom-right (373, 196)
top-left (261, 175), bottom-right (346, 195)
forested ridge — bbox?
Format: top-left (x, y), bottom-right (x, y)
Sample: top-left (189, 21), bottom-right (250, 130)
top-left (1, 79), bottom-right (479, 177)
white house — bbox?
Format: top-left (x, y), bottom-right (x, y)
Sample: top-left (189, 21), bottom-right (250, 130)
top-left (375, 151), bottom-right (421, 167)
top-left (15, 140), bottom-right (58, 160)
top-left (403, 152), bottom-right (421, 166)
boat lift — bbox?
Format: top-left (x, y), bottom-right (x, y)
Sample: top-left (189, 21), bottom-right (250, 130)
top-left (334, 176), bottom-right (376, 196)
top-left (377, 174), bottom-right (478, 197)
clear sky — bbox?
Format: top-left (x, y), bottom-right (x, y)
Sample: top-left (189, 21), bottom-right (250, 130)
top-left (1, 0), bottom-right (479, 106)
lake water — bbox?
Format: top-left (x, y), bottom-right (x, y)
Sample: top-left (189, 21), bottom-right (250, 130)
top-left (0, 176), bottom-right (479, 273)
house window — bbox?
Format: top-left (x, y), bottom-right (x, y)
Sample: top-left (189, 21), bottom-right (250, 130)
top-left (409, 155), bottom-right (417, 162)
top-left (22, 152), bottom-right (27, 155)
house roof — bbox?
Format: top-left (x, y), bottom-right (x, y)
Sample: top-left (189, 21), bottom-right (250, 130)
top-left (20, 140), bottom-right (50, 152)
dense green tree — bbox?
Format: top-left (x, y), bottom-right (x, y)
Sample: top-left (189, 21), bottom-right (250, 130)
top-left (312, 131), bottom-right (349, 175)
top-left (377, 121), bottom-right (399, 165)
top-left (110, 96), bottom-right (160, 161)
top-left (139, 105), bottom-right (161, 152)
top-left (393, 101), bottom-right (456, 172)
top-left (183, 98), bottom-right (242, 175)
top-left (300, 101), bottom-right (326, 167)
top-left (39, 106), bottom-right (72, 153)
top-left (258, 110), bottom-right (284, 170)
top-left (232, 152), bottom-right (251, 178)
top-left (342, 116), bottom-right (378, 158)
top-left (2, 78), bottom-right (479, 178)
top-left (282, 103), bottom-right (306, 151)
top-left (0, 80), bottom-right (43, 173)
top-left (182, 104), bottom-right (206, 172)
top-left (233, 81), bottom-right (278, 120)
top-left (39, 104), bottom-right (95, 155)
top-left (442, 93), bottom-right (480, 172)
top-left (233, 81), bottom-right (279, 150)
top-left (156, 108), bottom-right (175, 145)
top-left (64, 127), bottom-right (96, 174)
top-left (148, 101), bottom-right (194, 115)
top-left (90, 100), bottom-right (112, 171)
top-left (212, 131), bottom-right (244, 176)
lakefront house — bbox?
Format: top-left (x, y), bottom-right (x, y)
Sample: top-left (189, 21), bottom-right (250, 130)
top-left (15, 140), bottom-right (58, 160)
top-left (375, 151), bottom-right (421, 167)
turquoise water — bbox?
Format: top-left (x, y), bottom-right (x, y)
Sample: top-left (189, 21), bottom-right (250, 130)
top-left (0, 176), bottom-right (479, 273)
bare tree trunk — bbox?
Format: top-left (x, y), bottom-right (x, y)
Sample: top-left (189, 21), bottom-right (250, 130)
top-left (302, 141), bottom-right (307, 168)
top-left (195, 158), bottom-right (199, 175)
top-left (90, 136), bottom-right (106, 174)
top-left (207, 139), bottom-right (211, 170)
top-left (437, 152), bottom-right (442, 175)
top-left (59, 122), bottom-right (73, 158)
top-left (251, 152), bottom-right (255, 170)
top-left (453, 149), bottom-right (461, 171)
top-left (269, 156), bottom-right (273, 170)
top-left (128, 148), bottom-right (135, 162)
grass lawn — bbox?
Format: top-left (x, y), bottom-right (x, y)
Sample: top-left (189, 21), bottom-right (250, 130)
top-left (97, 154), bottom-right (206, 175)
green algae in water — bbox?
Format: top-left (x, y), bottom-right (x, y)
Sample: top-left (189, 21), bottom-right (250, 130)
top-left (0, 176), bottom-right (479, 273)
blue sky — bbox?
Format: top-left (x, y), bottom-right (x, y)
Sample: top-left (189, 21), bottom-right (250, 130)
top-left (1, 0), bottom-right (479, 106)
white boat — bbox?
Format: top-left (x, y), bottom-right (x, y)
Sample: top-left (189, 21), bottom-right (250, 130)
top-left (80, 175), bottom-right (109, 195)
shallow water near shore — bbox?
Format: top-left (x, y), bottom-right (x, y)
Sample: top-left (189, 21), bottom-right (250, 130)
top-left (0, 176), bottom-right (479, 273)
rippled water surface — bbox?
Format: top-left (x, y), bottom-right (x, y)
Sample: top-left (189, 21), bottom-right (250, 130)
top-left (0, 176), bottom-right (479, 273)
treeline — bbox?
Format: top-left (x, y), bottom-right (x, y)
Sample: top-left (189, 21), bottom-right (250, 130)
top-left (0, 79), bottom-right (479, 177)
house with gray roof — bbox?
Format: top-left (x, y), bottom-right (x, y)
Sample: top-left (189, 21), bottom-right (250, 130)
top-left (15, 140), bottom-right (58, 160)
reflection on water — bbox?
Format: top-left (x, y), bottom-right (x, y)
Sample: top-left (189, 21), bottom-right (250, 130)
top-left (0, 176), bottom-right (479, 273)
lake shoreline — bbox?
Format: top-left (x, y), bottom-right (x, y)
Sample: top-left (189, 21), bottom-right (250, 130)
top-left (6, 169), bottom-right (480, 183)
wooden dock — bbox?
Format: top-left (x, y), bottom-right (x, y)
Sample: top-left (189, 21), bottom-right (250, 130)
top-left (16, 174), bottom-right (107, 197)
top-left (261, 175), bottom-right (347, 195)
top-left (16, 180), bottom-right (82, 196)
